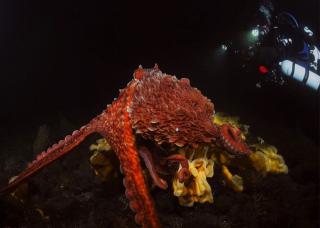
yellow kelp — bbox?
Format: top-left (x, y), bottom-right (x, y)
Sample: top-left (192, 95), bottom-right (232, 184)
top-left (89, 138), bottom-right (118, 181)
top-left (172, 146), bottom-right (215, 207)
top-left (89, 113), bottom-right (288, 208)
top-left (213, 112), bottom-right (249, 139)
top-left (249, 143), bottom-right (288, 176)
top-left (172, 112), bottom-right (288, 207)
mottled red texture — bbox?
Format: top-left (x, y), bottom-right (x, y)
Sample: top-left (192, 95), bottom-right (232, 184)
top-left (130, 66), bottom-right (217, 148)
top-left (0, 65), bottom-right (250, 228)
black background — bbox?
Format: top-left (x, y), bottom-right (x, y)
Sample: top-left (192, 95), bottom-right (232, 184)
top-left (0, 0), bottom-right (318, 142)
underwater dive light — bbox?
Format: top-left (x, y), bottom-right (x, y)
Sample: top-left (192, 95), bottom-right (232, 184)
top-left (251, 28), bottom-right (260, 37)
top-left (279, 60), bottom-right (320, 91)
top-left (221, 44), bottom-right (228, 51)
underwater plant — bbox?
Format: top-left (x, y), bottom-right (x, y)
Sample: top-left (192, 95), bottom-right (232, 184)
top-left (88, 113), bottom-right (288, 208)
top-left (171, 113), bottom-right (288, 206)
top-left (0, 65), bottom-right (262, 228)
top-left (212, 113), bottom-right (288, 191)
top-left (89, 138), bottom-right (119, 181)
top-left (172, 145), bottom-right (214, 207)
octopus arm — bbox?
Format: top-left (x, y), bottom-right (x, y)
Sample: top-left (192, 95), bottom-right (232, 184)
top-left (0, 120), bottom-right (99, 194)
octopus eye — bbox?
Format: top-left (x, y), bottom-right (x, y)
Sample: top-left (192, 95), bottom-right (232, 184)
top-left (227, 128), bottom-right (237, 141)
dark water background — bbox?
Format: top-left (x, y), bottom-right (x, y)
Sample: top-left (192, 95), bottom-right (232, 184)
top-left (0, 0), bottom-right (319, 227)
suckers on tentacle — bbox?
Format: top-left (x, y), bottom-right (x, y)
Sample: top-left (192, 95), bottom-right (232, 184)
top-left (218, 124), bottom-right (251, 156)
top-left (98, 77), bottom-right (160, 228)
top-left (0, 122), bottom-right (98, 194)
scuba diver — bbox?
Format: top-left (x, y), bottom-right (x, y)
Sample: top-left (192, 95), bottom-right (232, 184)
top-left (223, 0), bottom-right (320, 92)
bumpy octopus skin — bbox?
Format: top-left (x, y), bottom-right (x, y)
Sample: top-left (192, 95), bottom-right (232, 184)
top-left (0, 65), bottom-right (250, 228)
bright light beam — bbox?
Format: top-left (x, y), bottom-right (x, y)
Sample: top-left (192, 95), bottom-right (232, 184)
top-left (221, 44), bottom-right (228, 51)
top-left (251, 28), bottom-right (259, 37)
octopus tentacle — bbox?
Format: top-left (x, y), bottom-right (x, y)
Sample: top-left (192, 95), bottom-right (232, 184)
top-left (138, 146), bottom-right (168, 189)
top-left (1, 65), bottom-right (221, 228)
top-left (219, 124), bottom-right (251, 155)
top-left (0, 121), bottom-right (99, 194)
top-left (138, 147), bottom-right (191, 189)
top-left (165, 154), bottom-right (190, 183)
top-left (101, 79), bottom-right (160, 228)
top-left (119, 121), bottom-right (159, 227)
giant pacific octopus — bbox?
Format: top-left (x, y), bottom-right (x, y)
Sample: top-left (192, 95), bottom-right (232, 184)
top-left (0, 65), bottom-right (251, 228)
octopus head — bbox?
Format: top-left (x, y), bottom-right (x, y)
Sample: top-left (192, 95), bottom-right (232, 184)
top-left (130, 65), bottom-right (218, 148)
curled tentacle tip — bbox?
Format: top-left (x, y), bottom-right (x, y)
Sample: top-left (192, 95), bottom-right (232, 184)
top-left (220, 124), bottom-right (251, 156)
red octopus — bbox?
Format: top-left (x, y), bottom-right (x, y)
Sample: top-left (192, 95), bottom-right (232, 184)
top-left (0, 65), bottom-right (251, 228)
